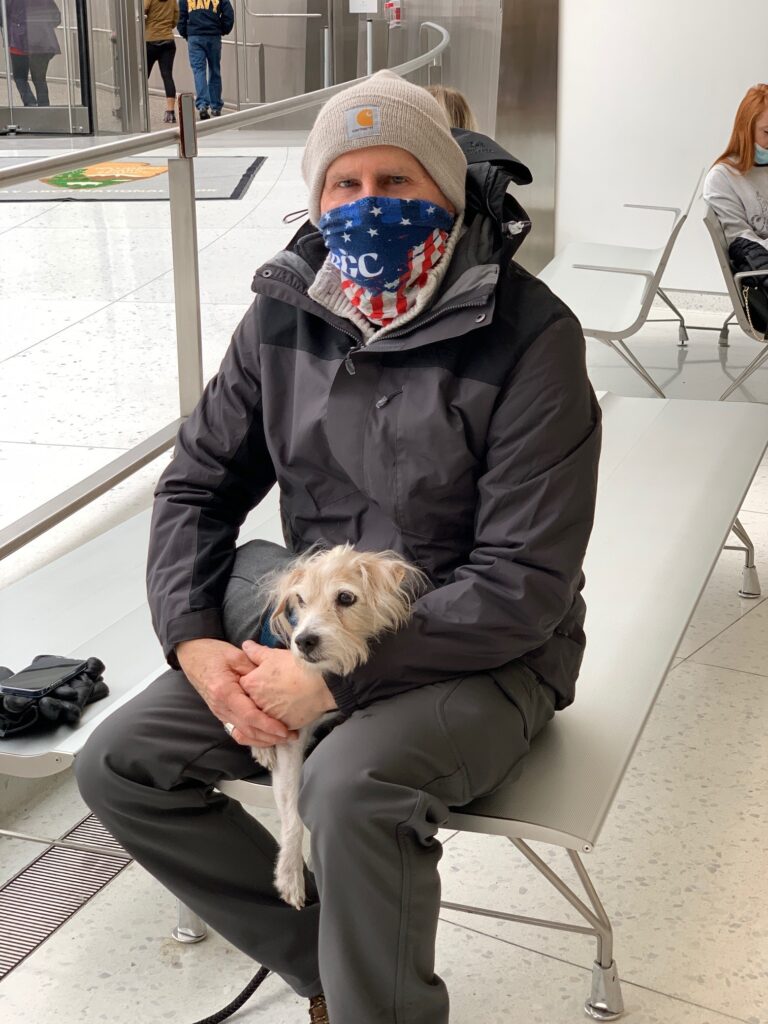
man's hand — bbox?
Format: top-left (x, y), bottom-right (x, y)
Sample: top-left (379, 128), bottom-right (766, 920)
top-left (239, 640), bottom-right (338, 733)
top-left (176, 638), bottom-right (297, 747)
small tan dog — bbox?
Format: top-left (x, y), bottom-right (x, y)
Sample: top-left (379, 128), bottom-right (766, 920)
top-left (253, 544), bottom-right (425, 908)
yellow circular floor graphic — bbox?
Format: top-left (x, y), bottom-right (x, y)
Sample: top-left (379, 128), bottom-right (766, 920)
top-left (41, 162), bottom-right (168, 190)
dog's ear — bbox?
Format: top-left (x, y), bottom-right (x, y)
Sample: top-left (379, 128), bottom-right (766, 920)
top-left (357, 552), bottom-right (427, 633)
top-left (265, 564), bottom-right (305, 643)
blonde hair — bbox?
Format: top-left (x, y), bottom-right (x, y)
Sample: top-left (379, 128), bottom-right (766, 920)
top-left (715, 84), bottom-right (768, 174)
top-left (424, 85), bottom-right (479, 132)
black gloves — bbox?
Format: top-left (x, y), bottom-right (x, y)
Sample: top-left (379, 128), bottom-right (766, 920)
top-left (0, 656), bottom-right (109, 739)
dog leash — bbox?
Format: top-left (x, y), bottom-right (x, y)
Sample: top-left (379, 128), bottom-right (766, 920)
top-left (190, 966), bottom-right (271, 1024)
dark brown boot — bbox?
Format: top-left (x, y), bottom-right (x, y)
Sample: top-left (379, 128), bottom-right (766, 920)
top-left (309, 993), bottom-right (330, 1023)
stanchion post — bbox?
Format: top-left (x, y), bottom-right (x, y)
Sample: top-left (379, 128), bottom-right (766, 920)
top-left (168, 93), bottom-right (204, 418)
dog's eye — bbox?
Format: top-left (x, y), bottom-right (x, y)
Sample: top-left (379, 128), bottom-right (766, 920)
top-left (295, 594), bottom-right (306, 608)
top-left (336, 591), bottom-right (357, 607)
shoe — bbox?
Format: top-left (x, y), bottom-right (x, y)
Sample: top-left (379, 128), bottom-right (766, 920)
top-left (163, 110), bottom-right (176, 124)
top-left (198, 108), bottom-right (210, 120)
top-left (211, 109), bottom-right (222, 117)
top-left (308, 994), bottom-right (329, 1023)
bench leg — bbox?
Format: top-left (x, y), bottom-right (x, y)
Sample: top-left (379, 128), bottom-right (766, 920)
top-left (604, 339), bottom-right (666, 399)
top-left (725, 517), bottom-right (761, 598)
top-left (441, 838), bottom-right (625, 1020)
top-left (719, 310), bottom-right (735, 348)
top-left (656, 287), bottom-right (689, 345)
top-left (172, 901), bottom-right (208, 944)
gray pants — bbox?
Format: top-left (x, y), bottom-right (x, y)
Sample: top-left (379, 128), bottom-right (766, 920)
top-left (75, 540), bottom-right (556, 1024)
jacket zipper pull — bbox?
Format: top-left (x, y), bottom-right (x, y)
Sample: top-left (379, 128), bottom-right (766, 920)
top-left (344, 354), bottom-right (357, 376)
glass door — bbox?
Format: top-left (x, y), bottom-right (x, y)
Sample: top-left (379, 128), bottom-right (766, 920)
top-left (0, 0), bottom-right (92, 134)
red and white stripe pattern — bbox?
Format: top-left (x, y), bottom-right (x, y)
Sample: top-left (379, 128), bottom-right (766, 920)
top-left (340, 227), bottom-right (450, 326)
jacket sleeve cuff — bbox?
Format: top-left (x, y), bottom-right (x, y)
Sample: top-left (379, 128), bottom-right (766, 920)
top-left (163, 609), bottom-right (227, 669)
top-left (323, 672), bottom-right (359, 715)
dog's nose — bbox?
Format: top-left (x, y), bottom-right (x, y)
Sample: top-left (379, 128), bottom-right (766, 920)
top-left (295, 633), bottom-right (320, 656)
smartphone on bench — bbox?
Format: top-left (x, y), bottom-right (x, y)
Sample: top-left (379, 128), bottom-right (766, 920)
top-left (0, 661), bottom-right (88, 699)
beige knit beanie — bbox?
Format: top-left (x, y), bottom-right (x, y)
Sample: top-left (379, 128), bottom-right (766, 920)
top-left (302, 70), bottom-right (467, 225)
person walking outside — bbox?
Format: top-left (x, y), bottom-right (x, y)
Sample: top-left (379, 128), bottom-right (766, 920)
top-left (144, 0), bottom-right (179, 124)
top-left (0, 0), bottom-right (61, 107)
top-left (178, 0), bottom-right (234, 120)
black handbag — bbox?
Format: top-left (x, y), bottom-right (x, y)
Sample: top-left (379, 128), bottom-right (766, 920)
top-left (728, 236), bottom-right (768, 337)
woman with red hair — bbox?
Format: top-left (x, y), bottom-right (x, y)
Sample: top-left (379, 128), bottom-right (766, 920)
top-left (704, 84), bottom-right (768, 326)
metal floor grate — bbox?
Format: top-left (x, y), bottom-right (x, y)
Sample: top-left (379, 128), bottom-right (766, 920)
top-left (0, 813), bottom-right (131, 979)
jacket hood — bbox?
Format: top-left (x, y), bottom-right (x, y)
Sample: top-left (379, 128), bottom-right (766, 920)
top-left (452, 128), bottom-right (532, 258)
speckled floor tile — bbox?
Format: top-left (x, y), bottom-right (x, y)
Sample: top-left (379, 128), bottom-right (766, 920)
top-left (688, 592), bottom-right (768, 677)
top-left (0, 297), bottom-right (106, 362)
top-left (675, 511), bottom-right (768, 659)
top-left (0, 856), bottom-right (751, 1024)
top-left (123, 225), bottom-right (302, 305)
top-left (0, 769), bottom-right (89, 886)
top-left (742, 464), bottom-right (768, 516)
top-left (0, 301), bottom-right (249, 449)
top-left (0, 227), bottom-right (221, 304)
top-left (440, 659), bottom-right (768, 1022)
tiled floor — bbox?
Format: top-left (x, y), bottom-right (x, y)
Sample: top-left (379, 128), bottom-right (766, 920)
top-left (1, 133), bottom-right (767, 1023)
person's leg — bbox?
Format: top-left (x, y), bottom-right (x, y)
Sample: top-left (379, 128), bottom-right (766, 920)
top-left (300, 665), bottom-right (556, 1024)
top-left (186, 35), bottom-right (210, 111)
top-left (157, 40), bottom-right (177, 111)
top-left (145, 41), bottom-right (159, 81)
top-left (74, 540), bottom-right (320, 994)
top-left (10, 53), bottom-right (36, 106)
top-left (206, 35), bottom-right (223, 114)
top-left (28, 54), bottom-right (51, 106)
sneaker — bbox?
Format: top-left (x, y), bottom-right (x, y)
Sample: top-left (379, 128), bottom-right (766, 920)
top-left (211, 109), bottom-right (222, 117)
top-left (162, 110), bottom-right (176, 124)
top-left (308, 994), bottom-right (329, 1023)
top-left (198, 108), bottom-right (210, 120)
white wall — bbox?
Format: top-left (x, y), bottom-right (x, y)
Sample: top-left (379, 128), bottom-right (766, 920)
top-left (557, 0), bottom-right (768, 293)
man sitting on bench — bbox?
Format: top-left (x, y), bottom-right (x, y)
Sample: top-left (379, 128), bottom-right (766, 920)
top-left (76, 71), bottom-right (601, 1024)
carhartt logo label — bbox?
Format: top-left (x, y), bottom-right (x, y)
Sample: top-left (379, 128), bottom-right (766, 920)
top-left (345, 105), bottom-right (382, 139)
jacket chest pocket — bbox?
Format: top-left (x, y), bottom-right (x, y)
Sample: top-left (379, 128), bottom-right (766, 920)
top-left (363, 381), bottom-right (484, 541)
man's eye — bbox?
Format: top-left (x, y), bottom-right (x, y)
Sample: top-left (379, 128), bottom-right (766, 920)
top-left (337, 591), bottom-right (357, 607)
top-left (390, 176), bottom-right (408, 185)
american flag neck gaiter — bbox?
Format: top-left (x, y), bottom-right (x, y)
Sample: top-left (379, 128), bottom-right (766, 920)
top-left (319, 196), bottom-right (455, 327)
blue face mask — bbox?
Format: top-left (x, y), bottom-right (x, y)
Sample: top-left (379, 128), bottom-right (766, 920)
top-left (755, 144), bottom-right (768, 166)
top-left (319, 196), bottom-right (454, 307)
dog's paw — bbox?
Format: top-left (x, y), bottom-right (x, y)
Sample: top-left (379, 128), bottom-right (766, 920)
top-left (275, 863), bottom-right (306, 910)
top-left (251, 746), bottom-right (276, 772)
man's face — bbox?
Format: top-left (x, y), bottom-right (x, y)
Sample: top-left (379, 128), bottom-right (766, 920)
top-left (319, 145), bottom-right (454, 216)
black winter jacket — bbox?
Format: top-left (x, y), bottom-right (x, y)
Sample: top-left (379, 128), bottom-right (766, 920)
top-left (147, 138), bottom-right (601, 714)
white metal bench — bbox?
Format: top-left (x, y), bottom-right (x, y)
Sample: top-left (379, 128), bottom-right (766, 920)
top-left (538, 177), bottom-right (703, 400)
top-left (2, 395), bottom-right (768, 1020)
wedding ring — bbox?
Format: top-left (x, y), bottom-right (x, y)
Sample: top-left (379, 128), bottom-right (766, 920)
top-left (223, 722), bottom-right (235, 737)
